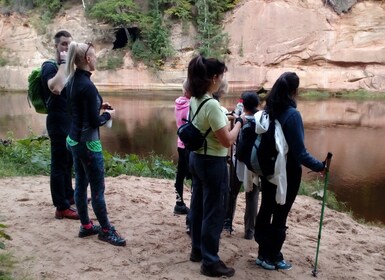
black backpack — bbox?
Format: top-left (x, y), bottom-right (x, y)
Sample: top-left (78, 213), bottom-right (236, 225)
top-left (236, 112), bottom-right (278, 177)
top-left (177, 98), bottom-right (212, 153)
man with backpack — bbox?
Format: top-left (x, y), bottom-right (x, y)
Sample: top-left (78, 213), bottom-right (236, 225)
top-left (41, 30), bottom-right (79, 219)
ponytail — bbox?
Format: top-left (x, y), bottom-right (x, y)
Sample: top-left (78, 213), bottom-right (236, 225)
top-left (187, 55), bottom-right (227, 98)
top-left (65, 41), bottom-right (78, 85)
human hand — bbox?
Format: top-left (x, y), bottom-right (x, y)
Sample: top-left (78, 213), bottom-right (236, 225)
top-left (59, 51), bottom-right (68, 63)
top-left (105, 109), bottom-right (115, 118)
top-left (102, 102), bottom-right (113, 110)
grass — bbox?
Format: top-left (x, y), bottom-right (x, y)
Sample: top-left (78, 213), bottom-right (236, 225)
top-left (299, 178), bottom-right (348, 213)
top-left (0, 134), bottom-right (176, 179)
top-left (0, 222), bottom-right (13, 280)
top-left (0, 252), bottom-right (15, 280)
top-left (299, 89), bottom-right (385, 100)
top-left (96, 48), bottom-right (126, 71)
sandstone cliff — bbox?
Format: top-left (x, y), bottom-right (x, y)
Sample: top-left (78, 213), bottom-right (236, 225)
top-left (0, 0), bottom-right (384, 93)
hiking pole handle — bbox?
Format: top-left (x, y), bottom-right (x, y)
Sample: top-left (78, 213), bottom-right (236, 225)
top-left (324, 152), bottom-right (333, 172)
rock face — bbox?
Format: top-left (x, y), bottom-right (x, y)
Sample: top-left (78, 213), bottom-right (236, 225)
top-left (0, 0), bottom-right (385, 92)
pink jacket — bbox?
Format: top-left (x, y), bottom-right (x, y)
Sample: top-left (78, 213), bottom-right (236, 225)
top-left (175, 95), bottom-right (190, 149)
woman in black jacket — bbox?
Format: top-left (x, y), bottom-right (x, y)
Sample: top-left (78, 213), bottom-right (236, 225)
top-left (65, 41), bottom-right (126, 246)
top-left (255, 72), bottom-right (325, 270)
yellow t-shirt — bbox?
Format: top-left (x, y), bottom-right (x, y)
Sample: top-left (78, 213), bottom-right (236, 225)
top-left (190, 94), bottom-right (228, 157)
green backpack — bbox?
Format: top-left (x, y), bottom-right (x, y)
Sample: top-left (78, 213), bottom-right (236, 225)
top-left (27, 60), bottom-right (57, 114)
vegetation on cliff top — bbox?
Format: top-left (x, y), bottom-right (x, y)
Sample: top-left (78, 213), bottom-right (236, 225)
top-left (0, 0), bottom-right (240, 68)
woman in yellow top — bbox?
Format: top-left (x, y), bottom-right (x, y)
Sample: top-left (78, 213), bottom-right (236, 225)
top-left (187, 55), bottom-right (245, 278)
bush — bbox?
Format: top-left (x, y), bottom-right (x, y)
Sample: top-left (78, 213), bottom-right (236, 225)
top-left (0, 135), bottom-right (176, 179)
top-left (97, 49), bottom-right (125, 70)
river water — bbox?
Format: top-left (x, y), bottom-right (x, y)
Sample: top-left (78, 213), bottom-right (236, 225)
top-left (1, 92), bottom-right (384, 225)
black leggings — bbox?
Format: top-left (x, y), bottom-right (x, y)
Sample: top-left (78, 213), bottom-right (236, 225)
top-left (254, 165), bottom-right (302, 262)
top-left (174, 147), bottom-right (191, 204)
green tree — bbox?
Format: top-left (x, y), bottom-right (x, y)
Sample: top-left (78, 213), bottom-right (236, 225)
top-left (159, 0), bottom-right (192, 22)
top-left (195, 0), bottom-right (229, 59)
top-left (87, 0), bottom-right (141, 26)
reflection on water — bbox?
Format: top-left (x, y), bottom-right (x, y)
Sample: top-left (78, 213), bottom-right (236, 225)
top-left (1, 92), bottom-right (385, 225)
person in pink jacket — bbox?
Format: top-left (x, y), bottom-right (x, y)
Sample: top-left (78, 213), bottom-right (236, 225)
top-left (174, 80), bottom-right (191, 215)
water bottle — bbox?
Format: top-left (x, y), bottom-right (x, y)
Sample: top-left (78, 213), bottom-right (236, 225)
top-left (235, 99), bottom-right (244, 116)
top-left (106, 119), bottom-right (113, 128)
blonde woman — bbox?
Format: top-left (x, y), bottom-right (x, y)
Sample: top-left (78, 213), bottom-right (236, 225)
top-left (65, 41), bottom-right (126, 246)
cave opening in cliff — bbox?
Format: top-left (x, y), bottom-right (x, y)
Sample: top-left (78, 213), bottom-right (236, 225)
top-left (113, 27), bottom-right (140, 49)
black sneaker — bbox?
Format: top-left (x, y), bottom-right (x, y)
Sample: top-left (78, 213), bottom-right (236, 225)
top-left (78, 222), bottom-right (101, 238)
top-left (98, 226), bottom-right (126, 246)
top-left (174, 204), bottom-right (189, 215)
top-left (200, 260), bottom-right (235, 277)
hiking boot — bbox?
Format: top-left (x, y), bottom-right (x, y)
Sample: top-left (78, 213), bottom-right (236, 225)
top-left (174, 204), bottom-right (189, 215)
top-left (190, 248), bottom-right (202, 262)
top-left (200, 260), bottom-right (235, 277)
top-left (78, 222), bottom-right (101, 238)
top-left (275, 260), bottom-right (292, 270)
top-left (98, 226), bottom-right (126, 247)
top-left (55, 207), bottom-right (79, 220)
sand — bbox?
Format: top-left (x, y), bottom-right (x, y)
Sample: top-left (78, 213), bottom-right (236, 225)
top-left (0, 175), bottom-right (384, 280)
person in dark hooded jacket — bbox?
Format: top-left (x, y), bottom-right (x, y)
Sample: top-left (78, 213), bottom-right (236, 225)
top-left (254, 72), bottom-right (325, 271)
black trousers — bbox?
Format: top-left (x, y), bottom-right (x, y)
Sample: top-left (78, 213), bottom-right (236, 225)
top-left (254, 164), bottom-right (302, 262)
top-left (47, 112), bottom-right (73, 210)
top-left (174, 147), bottom-right (191, 204)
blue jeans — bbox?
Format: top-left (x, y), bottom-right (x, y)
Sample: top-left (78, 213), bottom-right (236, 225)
top-left (69, 142), bottom-right (110, 228)
top-left (189, 153), bottom-right (228, 266)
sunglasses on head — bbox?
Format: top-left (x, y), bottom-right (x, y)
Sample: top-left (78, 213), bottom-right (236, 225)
top-left (84, 42), bottom-right (94, 60)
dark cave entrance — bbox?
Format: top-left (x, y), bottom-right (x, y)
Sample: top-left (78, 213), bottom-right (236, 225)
top-left (113, 27), bottom-right (140, 49)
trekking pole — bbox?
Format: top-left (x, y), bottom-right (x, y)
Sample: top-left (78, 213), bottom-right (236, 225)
top-left (312, 152), bottom-right (333, 277)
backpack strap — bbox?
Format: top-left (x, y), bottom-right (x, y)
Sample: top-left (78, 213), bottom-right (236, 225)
top-left (41, 60), bottom-right (59, 108)
top-left (189, 98), bottom-right (212, 154)
top-left (188, 98), bottom-right (212, 122)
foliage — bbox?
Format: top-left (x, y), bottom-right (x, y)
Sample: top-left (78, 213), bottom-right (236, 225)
top-left (0, 252), bottom-right (15, 280)
top-left (159, 0), bottom-right (192, 21)
top-left (0, 222), bottom-right (13, 279)
top-left (0, 0), bottom-right (33, 13)
top-left (97, 48), bottom-right (125, 70)
top-left (299, 178), bottom-right (348, 212)
top-left (238, 36), bottom-right (243, 57)
top-left (141, 1), bottom-right (174, 68)
top-left (0, 224), bottom-right (11, 250)
top-left (0, 135), bottom-right (176, 179)
top-left (194, 0), bottom-right (229, 59)
top-left (87, 0), bottom-right (141, 26)
top-left (104, 152), bottom-right (176, 179)
top-left (333, 89), bottom-right (385, 100)
top-left (0, 134), bottom-right (50, 177)
top-left (0, 49), bottom-right (8, 67)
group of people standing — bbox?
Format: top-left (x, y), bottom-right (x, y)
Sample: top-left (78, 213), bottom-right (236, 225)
top-left (173, 57), bottom-right (325, 277)
top-left (41, 29), bottom-right (325, 277)
top-left (41, 30), bottom-right (125, 246)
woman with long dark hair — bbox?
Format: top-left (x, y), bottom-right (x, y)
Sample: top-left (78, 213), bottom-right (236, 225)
top-left (187, 55), bottom-right (245, 278)
top-left (255, 72), bottom-right (325, 270)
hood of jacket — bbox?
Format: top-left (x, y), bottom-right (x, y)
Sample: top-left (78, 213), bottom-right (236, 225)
top-left (175, 96), bottom-right (190, 111)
